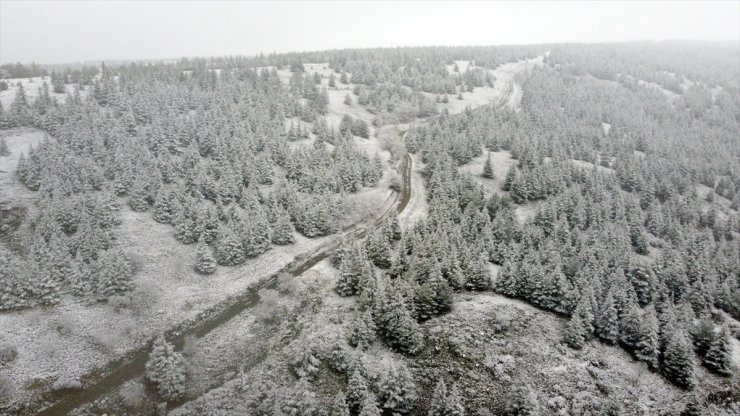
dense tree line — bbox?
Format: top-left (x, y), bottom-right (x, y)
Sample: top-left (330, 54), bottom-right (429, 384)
top-left (399, 55), bottom-right (738, 392)
top-left (0, 58), bottom-right (383, 310)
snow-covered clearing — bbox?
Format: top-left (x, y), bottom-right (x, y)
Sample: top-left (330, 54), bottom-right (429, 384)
top-left (0, 77), bottom-right (81, 108)
top-left (0, 203), bottom-right (337, 406)
top-left (570, 158), bottom-right (615, 175)
top-left (458, 149), bottom-right (517, 199)
top-left (434, 55), bottom-right (544, 115)
top-left (0, 128), bottom-right (44, 206)
top-left (325, 89), bottom-right (376, 132)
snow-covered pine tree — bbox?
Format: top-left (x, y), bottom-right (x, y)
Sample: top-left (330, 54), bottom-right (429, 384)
top-left (429, 378), bottom-right (448, 416)
top-left (661, 329), bottom-right (696, 389)
top-left (634, 309), bottom-right (660, 368)
top-left (483, 152), bottom-right (495, 178)
top-left (505, 383), bottom-right (541, 416)
top-left (445, 382), bottom-right (465, 416)
top-left (347, 367), bottom-right (369, 413)
top-left (331, 391), bottom-right (350, 416)
top-left (145, 336), bottom-right (187, 401)
top-left (153, 188), bottom-right (175, 224)
top-left (703, 324), bottom-right (733, 376)
top-left (357, 393), bottom-right (382, 416)
top-left (366, 228), bottom-right (392, 268)
top-left (270, 207), bottom-right (295, 245)
top-left (466, 255), bottom-right (491, 290)
top-left (414, 260), bottom-right (452, 319)
top-left (379, 291), bottom-right (424, 354)
top-left (349, 309), bottom-right (377, 350)
top-left (93, 250), bottom-right (134, 300)
top-left (377, 360), bottom-right (417, 414)
top-left (0, 137), bottom-right (9, 157)
top-left (195, 242), bottom-right (217, 275)
top-left (563, 312), bottom-right (588, 349)
top-left (595, 290), bottom-right (619, 344)
top-left (215, 226), bottom-right (246, 266)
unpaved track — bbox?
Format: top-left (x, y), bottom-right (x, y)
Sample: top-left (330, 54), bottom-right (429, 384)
top-left (31, 151), bottom-right (411, 416)
top-left (32, 72), bottom-right (512, 416)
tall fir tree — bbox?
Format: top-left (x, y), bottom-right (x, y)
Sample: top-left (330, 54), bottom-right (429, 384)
top-left (195, 242), bottom-right (217, 275)
top-left (145, 337), bottom-right (187, 401)
top-left (703, 324), bottom-right (733, 376)
top-left (483, 152), bottom-right (495, 179)
top-left (378, 360), bottom-right (417, 414)
top-left (661, 329), bottom-right (696, 389)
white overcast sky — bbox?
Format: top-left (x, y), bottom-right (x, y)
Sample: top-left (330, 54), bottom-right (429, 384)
top-left (1, 0), bottom-right (738, 64)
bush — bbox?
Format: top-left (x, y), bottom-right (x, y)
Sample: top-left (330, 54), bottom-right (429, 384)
top-left (182, 335), bottom-right (198, 358)
top-left (91, 328), bottom-right (119, 349)
top-left (52, 376), bottom-right (82, 391)
top-left (0, 342), bottom-right (17, 363)
top-left (120, 380), bottom-right (146, 408)
top-left (390, 175), bottom-right (401, 192)
top-left (0, 373), bottom-right (14, 400)
top-left (55, 314), bottom-right (75, 335)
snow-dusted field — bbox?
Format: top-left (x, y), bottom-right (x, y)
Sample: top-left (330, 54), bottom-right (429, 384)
top-left (0, 203), bottom-right (337, 406)
top-left (0, 77), bottom-right (81, 109)
top-left (458, 149), bottom-right (517, 199)
top-left (0, 128), bottom-right (44, 205)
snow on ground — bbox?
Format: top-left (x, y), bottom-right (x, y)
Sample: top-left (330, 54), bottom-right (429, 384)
top-left (397, 153), bottom-right (428, 230)
top-left (0, 77), bottom-right (81, 109)
top-left (570, 159), bottom-right (615, 175)
top-left (303, 62), bottom-right (334, 81)
top-left (514, 200), bottom-right (542, 224)
top-left (458, 149), bottom-right (517, 199)
top-left (433, 55), bottom-right (544, 115)
top-left (0, 128), bottom-right (44, 206)
top-left (325, 89), bottom-right (376, 130)
top-left (456, 148), bottom-right (540, 225)
top-left (449, 293), bottom-right (691, 414)
top-left (0, 204), bottom-right (338, 406)
top-left (445, 60), bottom-right (471, 75)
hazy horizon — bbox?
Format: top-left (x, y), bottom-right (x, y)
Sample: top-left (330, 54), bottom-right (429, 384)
top-left (1, 0), bottom-right (738, 65)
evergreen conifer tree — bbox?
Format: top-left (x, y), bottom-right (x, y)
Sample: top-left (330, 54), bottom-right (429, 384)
top-left (595, 291), bottom-right (619, 344)
top-left (358, 394), bottom-right (382, 416)
top-left (215, 226), bottom-right (246, 266)
top-left (145, 336), bottom-right (187, 401)
top-left (0, 138), bottom-right (9, 157)
top-left (331, 391), bottom-right (350, 416)
top-left (379, 291), bottom-right (424, 354)
top-left (483, 152), bottom-right (495, 179)
top-left (634, 309), bottom-right (660, 368)
top-left (466, 255), bottom-right (491, 290)
top-left (366, 228), bottom-right (392, 268)
top-left (506, 383), bottom-right (541, 416)
top-left (661, 329), bottom-right (696, 389)
top-left (703, 325), bottom-right (733, 376)
top-left (563, 312), bottom-right (588, 349)
top-left (195, 242), bottom-right (217, 275)
top-left (347, 367), bottom-right (369, 413)
top-left (349, 309), bottom-right (377, 350)
top-left (271, 207), bottom-right (295, 245)
top-left (378, 360), bottom-right (417, 414)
